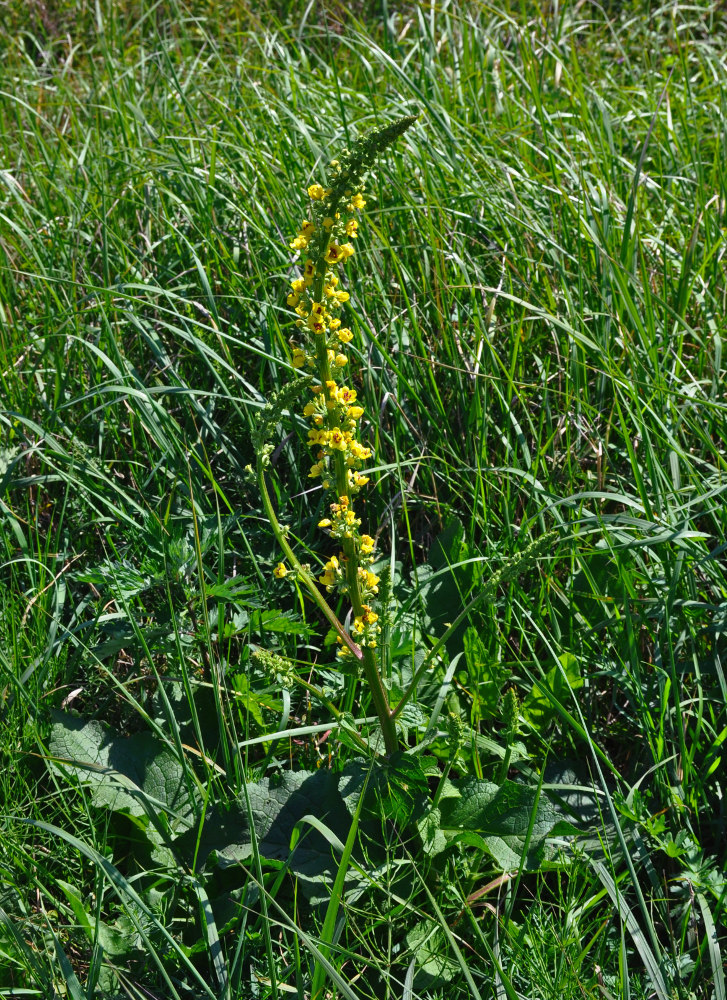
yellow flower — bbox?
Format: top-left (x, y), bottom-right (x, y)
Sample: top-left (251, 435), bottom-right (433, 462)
top-left (287, 292), bottom-right (300, 307)
top-left (310, 301), bottom-right (326, 317)
top-left (303, 260), bottom-right (315, 284)
top-left (330, 428), bottom-right (347, 451)
top-left (308, 183), bottom-right (325, 200)
top-left (322, 217), bottom-right (335, 230)
top-left (318, 518), bottom-right (332, 528)
top-left (303, 401), bottom-right (317, 417)
top-left (319, 554), bottom-right (342, 589)
top-left (350, 193), bottom-right (366, 210)
top-left (273, 562), bottom-right (288, 579)
top-left (335, 291), bottom-right (350, 303)
top-left (301, 221), bottom-right (315, 237)
top-left (291, 277), bottom-right (306, 293)
top-left (289, 235), bottom-right (308, 251)
top-left (360, 534), bottom-right (375, 554)
top-left (328, 317), bottom-right (341, 331)
top-left (325, 243), bottom-right (344, 264)
top-left (339, 387), bottom-right (357, 404)
top-left (340, 243), bottom-right (355, 258)
top-left (292, 348), bottom-right (306, 368)
top-left (338, 327), bottom-right (353, 343)
top-left (309, 462), bottom-right (324, 478)
top-left (345, 219), bottom-right (358, 237)
top-left (334, 353), bottom-right (348, 368)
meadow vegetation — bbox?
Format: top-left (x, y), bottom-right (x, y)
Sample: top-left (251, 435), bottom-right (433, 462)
top-left (1, 1), bottom-right (726, 997)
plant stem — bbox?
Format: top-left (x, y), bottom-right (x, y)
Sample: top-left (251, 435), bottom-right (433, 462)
top-left (311, 253), bottom-right (399, 756)
top-left (291, 674), bottom-right (371, 755)
top-left (256, 455), bottom-right (363, 662)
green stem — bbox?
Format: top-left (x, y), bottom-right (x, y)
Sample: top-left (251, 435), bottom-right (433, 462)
top-left (361, 645), bottom-right (398, 756)
top-left (310, 250), bottom-right (398, 756)
top-left (292, 675), bottom-right (371, 755)
top-left (431, 759), bottom-right (453, 810)
top-left (256, 454), bottom-right (362, 662)
top-left (496, 746), bottom-right (513, 785)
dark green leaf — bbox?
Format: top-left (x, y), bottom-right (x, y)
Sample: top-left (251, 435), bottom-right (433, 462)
top-left (49, 710), bottom-right (195, 831)
top-left (439, 778), bottom-right (557, 870)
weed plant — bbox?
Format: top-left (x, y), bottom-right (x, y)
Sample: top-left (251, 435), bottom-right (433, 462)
top-left (1, 1), bottom-right (726, 998)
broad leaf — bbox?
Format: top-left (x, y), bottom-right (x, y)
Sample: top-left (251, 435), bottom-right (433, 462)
top-left (49, 710), bottom-right (195, 831)
top-left (340, 755), bottom-right (429, 827)
top-left (176, 770), bottom-right (352, 887)
top-left (439, 778), bottom-right (557, 870)
top-left (406, 919), bottom-right (459, 987)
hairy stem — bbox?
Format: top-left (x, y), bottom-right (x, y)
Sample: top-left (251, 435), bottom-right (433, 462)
top-left (256, 454), bottom-right (363, 661)
top-left (311, 248), bottom-right (398, 755)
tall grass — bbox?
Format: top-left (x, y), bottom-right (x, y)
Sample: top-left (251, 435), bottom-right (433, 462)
top-left (1, 0), bottom-right (725, 996)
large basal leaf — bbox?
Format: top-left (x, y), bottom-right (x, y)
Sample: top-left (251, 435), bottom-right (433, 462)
top-left (176, 769), bottom-right (352, 887)
top-left (339, 754), bottom-right (430, 828)
top-left (439, 778), bottom-right (558, 870)
top-left (49, 710), bottom-right (195, 831)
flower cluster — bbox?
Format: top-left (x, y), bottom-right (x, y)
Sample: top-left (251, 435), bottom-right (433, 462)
top-left (280, 166), bottom-right (383, 654)
top-left (287, 200), bottom-right (362, 360)
top-left (351, 605), bottom-right (380, 649)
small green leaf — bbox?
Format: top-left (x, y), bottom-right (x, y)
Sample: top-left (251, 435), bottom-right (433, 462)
top-left (249, 607), bottom-right (311, 635)
top-left (463, 627), bottom-right (509, 718)
top-left (406, 919), bottom-right (459, 987)
top-left (55, 880), bottom-right (129, 958)
top-left (523, 653), bottom-right (583, 727)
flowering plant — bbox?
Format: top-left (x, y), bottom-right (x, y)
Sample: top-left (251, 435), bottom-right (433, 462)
top-left (253, 116), bottom-right (556, 761)
top-left (254, 116), bottom-right (417, 756)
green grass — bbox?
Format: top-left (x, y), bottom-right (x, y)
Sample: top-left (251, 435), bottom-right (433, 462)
top-left (1, 0), bottom-right (726, 996)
